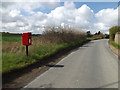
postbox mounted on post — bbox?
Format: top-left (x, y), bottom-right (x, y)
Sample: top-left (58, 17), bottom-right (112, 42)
top-left (22, 32), bottom-right (32, 45)
top-left (22, 32), bottom-right (32, 56)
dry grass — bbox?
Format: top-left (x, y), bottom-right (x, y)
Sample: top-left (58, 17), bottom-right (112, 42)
top-left (42, 26), bottom-right (86, 43)
top-left (2, 26), bottom-right (87, 73)
top-left (2, 26), bottom-right (86, 54)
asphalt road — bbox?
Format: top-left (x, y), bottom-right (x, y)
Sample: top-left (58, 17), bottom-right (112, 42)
top-left (24, 39), bottom-right (118, 88)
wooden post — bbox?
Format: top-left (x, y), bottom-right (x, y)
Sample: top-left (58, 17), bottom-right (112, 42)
top-left (26, 45), bottom-right (28, 56)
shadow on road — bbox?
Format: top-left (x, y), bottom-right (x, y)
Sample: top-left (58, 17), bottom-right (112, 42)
top-left (46, 65), bottom-right (64, 68)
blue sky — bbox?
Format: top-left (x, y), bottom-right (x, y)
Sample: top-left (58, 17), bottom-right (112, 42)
top-left (32, 2), bottom-right (118, 14)
top-left (74, 2), bottom-right (118, 13)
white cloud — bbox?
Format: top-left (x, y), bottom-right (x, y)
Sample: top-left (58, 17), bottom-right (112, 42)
top-left (2, 2), bottom-right (60, 14)
top-left (95, 8), bottom-right (118, 25)
top-left (75, 4), bottom-right (94, 30)
top-left (1, 2), bottom-right (119, 34)
top-left (2, 0), bottom-right (60, 2)
top-left (64, 1), bottom-right (75, 9)
top-left (9, 9), bottom-right (20, 17)
top-left (4, 22), bottom-right (16, 27)
top-left (94, 7), bottom-right (118, 33)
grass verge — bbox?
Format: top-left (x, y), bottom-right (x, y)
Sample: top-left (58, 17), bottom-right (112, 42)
top-left (2, 39), bottom-right (87, 73)
top-left (111, 42), bottom-right (120, 49)
top-left (108, 40), bottom-right (120, 50)
top-left (87, 37), bottom-right (100, 41)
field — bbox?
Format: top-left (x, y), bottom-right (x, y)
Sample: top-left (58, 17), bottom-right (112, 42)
top-left (2, 35), bottom-right (21, 43)
top-left (2, 33), bottom-right (39, 43)
top-left (2, 27), bottom-right (88, 73)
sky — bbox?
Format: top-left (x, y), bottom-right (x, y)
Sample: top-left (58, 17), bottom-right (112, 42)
top-left (1, 1), bottom-right (119, 34)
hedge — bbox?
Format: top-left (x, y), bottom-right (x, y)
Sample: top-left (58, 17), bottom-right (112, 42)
top-left (109, 26), bottom-right (120, 41)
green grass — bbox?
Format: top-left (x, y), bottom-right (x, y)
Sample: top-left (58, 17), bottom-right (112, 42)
top-left (2, 34), bottom-right (38, 43)
top-left (109, 40), bottom-right (120, 49)
top-left (111, 42), bottom-right (120, 49)
top-left (2, 35), bottom-right (21, 43)
top-left (2, 40), bottom-right (86, 73)
top-left (87, 37), bottom-right (100, 41)
top-left (2, 32), bottom-right (87, 73)
top-left (0, 52), bottom-right (2, 72)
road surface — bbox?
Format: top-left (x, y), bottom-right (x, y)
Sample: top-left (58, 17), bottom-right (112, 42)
top-left (24, 39), bottom-right (118, 88)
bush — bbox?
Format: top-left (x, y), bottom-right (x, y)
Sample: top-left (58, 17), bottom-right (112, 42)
top-left (109, 26), bottom-right (120, 41)
top-left (86, 31), bottom-right (91, 37)
top-left (42, 26), bottom-right (86, 43)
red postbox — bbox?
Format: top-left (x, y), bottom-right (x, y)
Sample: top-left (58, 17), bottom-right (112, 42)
top-left (22, 32), bottom-right (32, 56)
top-left (22, 32), bottom-right (32, 45)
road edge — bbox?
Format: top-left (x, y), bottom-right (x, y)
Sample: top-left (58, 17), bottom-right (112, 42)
top-left (2, 40), bottom-right (91, 89)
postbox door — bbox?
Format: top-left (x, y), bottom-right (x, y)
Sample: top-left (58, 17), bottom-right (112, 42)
top-left (22, 33), bottom-right (32, 45)
top-left (22, 34), bottom-right (28, 45)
